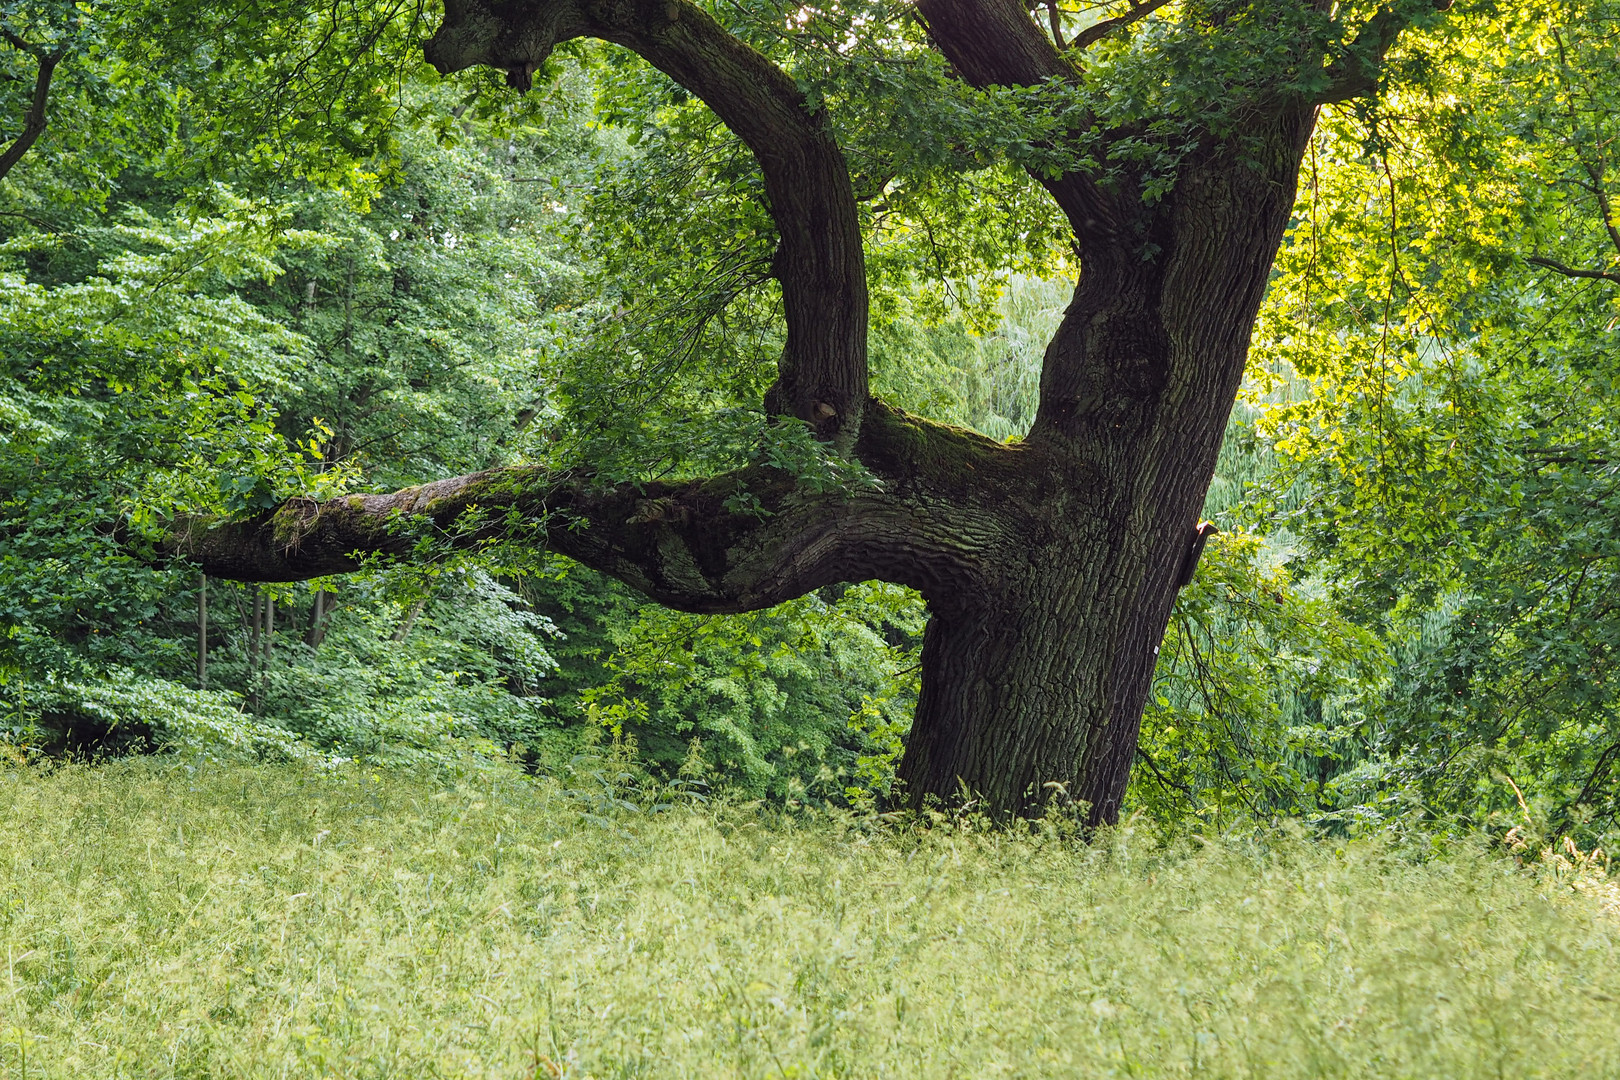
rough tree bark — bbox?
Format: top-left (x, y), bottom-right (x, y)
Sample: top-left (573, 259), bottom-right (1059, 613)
top-left (174, 0), bottom-right (1440, 822)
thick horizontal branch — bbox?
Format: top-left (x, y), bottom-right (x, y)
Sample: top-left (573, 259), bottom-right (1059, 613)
top-left (1526, 254), bottom-right (1620, 285)
top-left (170, 401), bottom-right (1029, 615)
top-left (173, 464), bottom-right (883, 612)
top-left (425, 0), bottom-right (867, 440)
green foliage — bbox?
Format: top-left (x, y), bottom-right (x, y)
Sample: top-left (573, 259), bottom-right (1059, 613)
top-left (0, 1), bottom-right (183, 206)
top-left (206, 569), bottom-right (564, 766)
top-left (865, 273), bottom-right (1069, 438)
top-left (0, 199), bottom-right (321, 678)
top-left (18, 672), bottom-right (316, 762)
top-left (127, 0), bottom-right (436, 189)
top-left (238, 116), bottom-right (592, 487)
top-left (1, 71), bottom-right (598, 767)
top-left (1136, 532), bottom-right (1389, 825)
top-left (579, 580), bottom-right (924, 803)
top-left (1233, 0), bottom-right (1620, 835)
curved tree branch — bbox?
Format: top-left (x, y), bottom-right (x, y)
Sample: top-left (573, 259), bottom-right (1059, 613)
top-left (0, 30), bottom-right (66, 182)
top-left (913, 0), bottom-right (1111, 235)
top-left (1551, 28), bottom-right (1620, 265)
top-left (1526, 254), bottom-right (1620, 285)
top-left (1068, 0), bottom-right (1173, 53)
top-left (424, 0), bottom-right (868, 441)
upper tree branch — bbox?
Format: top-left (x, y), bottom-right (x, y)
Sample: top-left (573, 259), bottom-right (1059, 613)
top-left (1042, 0), bottom-right (1064, 49)
top-left (916, 0), bottom-right (1070, 89)
top-left (1069, 0), bottom-right (1173, 52)
top-left (1315, 0), bottom-right (1451, 106)
top-left (1552, 28), bottom-right (1620, 265)
top-left (1578, 150), bottom-right (1620, 264)
top-left (913, 0), bottom-right (1112, 235)
top-left (424, 0), bottom-right (868, 440)
top-left (0, 28), bottom-right (67, 182)
top-left (1526, 254), bottom-right (1620, 285)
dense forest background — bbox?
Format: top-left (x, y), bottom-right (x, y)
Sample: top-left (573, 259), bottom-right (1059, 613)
top-left (4, 0), bottom-right (1620, 841)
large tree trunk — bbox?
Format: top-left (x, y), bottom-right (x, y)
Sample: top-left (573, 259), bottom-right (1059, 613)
top-left (902, 538), bottom-right (1189, 820)
top-left (896, 408), bottom-right (1243, 819)
top-left (896, 374), bottom-right (1246, 819)
top-left (894, 118), bottom-right (1308, 817)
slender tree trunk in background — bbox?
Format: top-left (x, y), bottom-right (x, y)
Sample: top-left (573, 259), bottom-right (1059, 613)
top-left (196, 574), bottom-right (208, 690)
top-left (248, 587), bottom-right (262, 713)
top-left (260, 594), bottom-right (274, 710)
top-left (305, 589), bottom-right (333, 649)
top-left (343, 260), bottom-right (355, 363)
top-left (391, 595), bottom-right (430, 642)
top-left (248, 588), bottom-right (261, 676)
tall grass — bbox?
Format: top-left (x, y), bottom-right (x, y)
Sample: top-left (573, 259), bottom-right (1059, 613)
top-left (2, 757), bottom-right (1617, 1078)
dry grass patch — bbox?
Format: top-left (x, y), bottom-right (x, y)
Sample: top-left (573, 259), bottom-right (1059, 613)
top-left (2, 758), bottom-right (1617, 1078)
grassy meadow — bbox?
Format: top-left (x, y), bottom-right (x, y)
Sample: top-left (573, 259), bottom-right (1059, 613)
top-left (2, 758), bottom-right (1619, 1079)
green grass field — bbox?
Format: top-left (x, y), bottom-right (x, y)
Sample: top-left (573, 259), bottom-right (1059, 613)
top-left (2, 758), bottom-right (1618, 1079)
